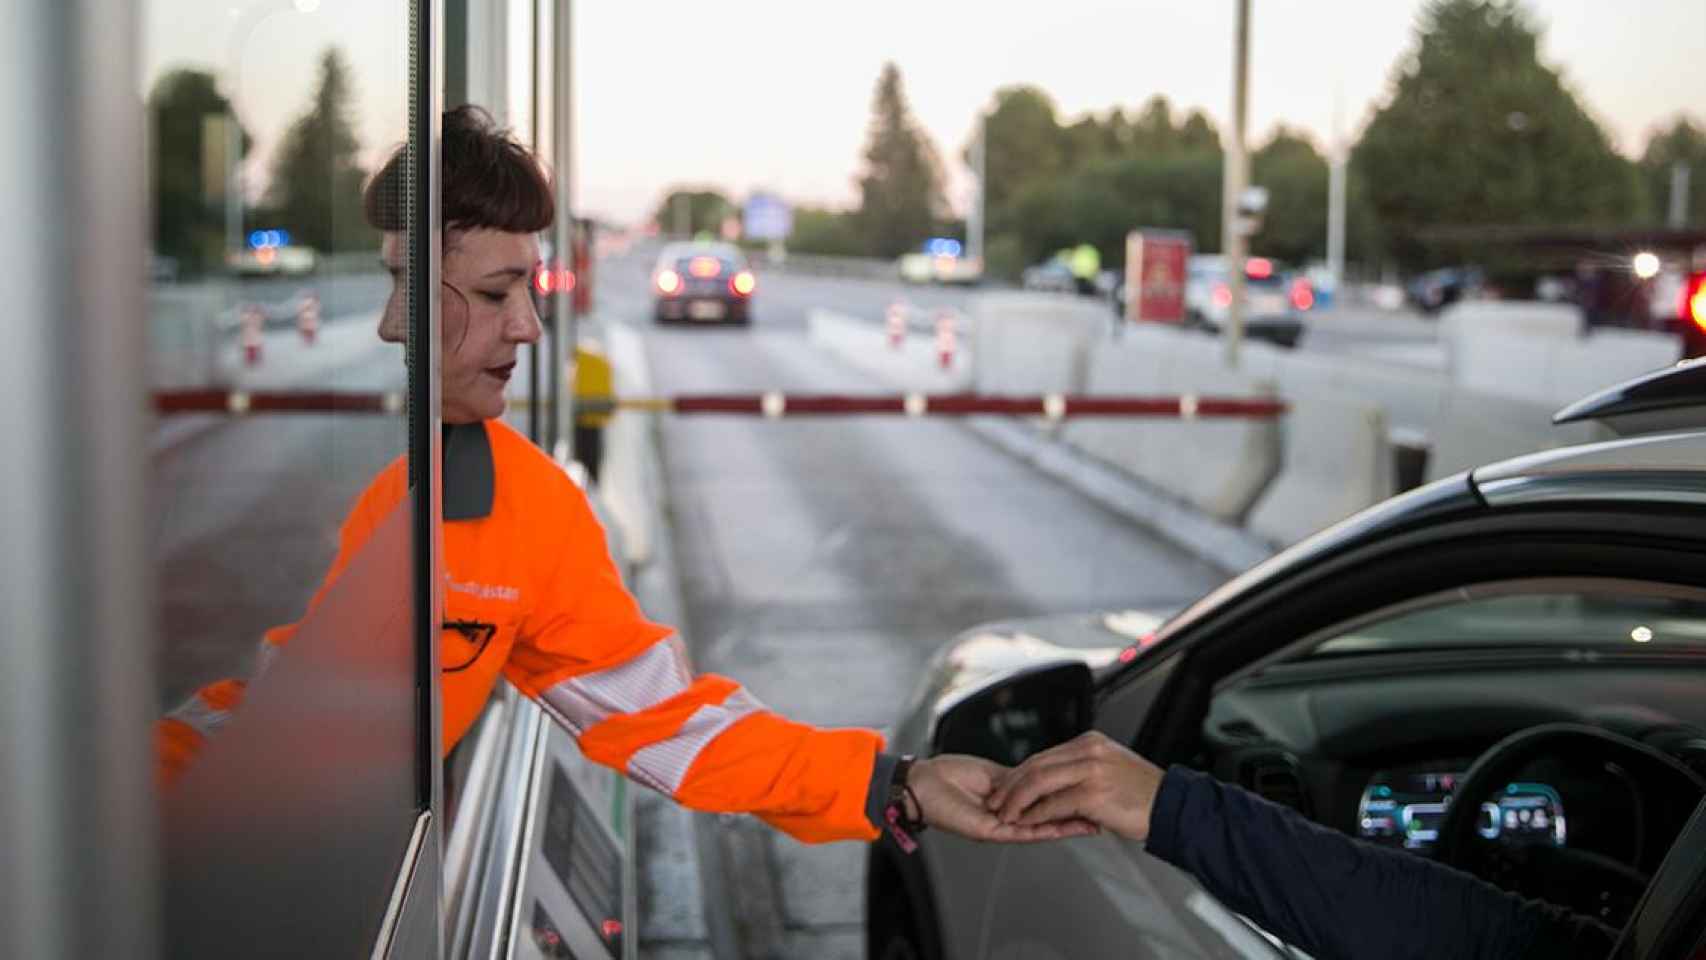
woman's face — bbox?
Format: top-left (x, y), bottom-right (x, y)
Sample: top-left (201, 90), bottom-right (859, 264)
top-left (379, 228), bottom-right (543, 423)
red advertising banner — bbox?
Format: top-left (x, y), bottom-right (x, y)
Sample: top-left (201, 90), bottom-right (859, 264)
top-left (1124, 230), bottom-right (1192, 325)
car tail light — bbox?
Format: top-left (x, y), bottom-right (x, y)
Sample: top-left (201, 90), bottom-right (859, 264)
top-left (534, 264), bottom-right (574, 295)
top-left (1245, 257), bottom-right (1273, 280)
top-left (1290, 278), bottom-right (1315, 311)
top-left (534, 265), bottom-right (554, 295)
top-left (730, 270), bottom-right (756, 296)
top-left (656, 269), bottom-right (682, 295)
top-left (689, 256), bottom-right (721, 279)
top-left (1212, 283), bottom-right (1233, 308)
top-left (1685, 272), bottom-right (1706, 332)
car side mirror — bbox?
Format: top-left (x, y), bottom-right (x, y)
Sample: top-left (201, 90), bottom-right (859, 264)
top-left (932, 661), bottom-right (1093, 766)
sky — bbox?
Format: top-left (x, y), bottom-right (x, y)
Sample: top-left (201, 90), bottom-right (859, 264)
top-left (146, 1), bottom-right (1705, 224)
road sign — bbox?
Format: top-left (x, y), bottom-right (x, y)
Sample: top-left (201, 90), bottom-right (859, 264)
top-left (1125, 230), bottom-right (1191, 325)
top-left (742, 193), bottom-right (792, 242)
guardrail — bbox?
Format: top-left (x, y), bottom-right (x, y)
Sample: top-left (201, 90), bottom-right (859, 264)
top-left (749, 251), bottom-right (898, 282)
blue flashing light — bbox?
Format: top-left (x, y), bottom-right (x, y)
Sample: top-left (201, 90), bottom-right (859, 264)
top-left (924, 237), bottom-right (963, 258)
top-left (248, 230), bottom-right (292, 250)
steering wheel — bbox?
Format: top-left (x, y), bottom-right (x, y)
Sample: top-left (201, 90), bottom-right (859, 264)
top-left (1434, 723), bottom-right (1706, 929)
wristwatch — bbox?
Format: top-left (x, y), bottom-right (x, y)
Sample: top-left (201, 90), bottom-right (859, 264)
top-left (884, 755), bottom-right (927, 853)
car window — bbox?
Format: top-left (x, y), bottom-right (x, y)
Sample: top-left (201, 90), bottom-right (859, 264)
top-left (1308, 579), bottom-right (1706, 657)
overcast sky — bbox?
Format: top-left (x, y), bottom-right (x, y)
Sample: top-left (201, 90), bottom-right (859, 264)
top-left (147, 1), bottom-right (1705, 225)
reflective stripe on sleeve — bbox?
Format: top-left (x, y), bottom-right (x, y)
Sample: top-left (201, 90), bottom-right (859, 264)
top-left (625, 688), bottom-right (765, 795)
top-left (165, 691), bottom-right (233, 739)
top-left (539, 636), bottom-right (693, 735)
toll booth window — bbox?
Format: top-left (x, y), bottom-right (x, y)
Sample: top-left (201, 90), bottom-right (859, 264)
top-left (144, 2), bottom-right (424, 955)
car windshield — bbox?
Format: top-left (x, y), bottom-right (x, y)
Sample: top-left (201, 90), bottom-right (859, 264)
top-left (1310, 581), bottom-right (1706, 657)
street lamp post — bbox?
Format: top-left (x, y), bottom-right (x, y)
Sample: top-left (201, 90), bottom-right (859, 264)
top-left (1222, 0), bottom-right (1251, 368)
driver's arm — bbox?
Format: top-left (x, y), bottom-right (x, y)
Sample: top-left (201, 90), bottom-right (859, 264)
top-left (988, 733), bottom-right (1619, 960)
top-left (1146, 765), bottom-right (1618, 960)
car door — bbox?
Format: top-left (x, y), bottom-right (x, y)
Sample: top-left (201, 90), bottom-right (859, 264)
top-left (970, 497), bottom-right (1706, 958)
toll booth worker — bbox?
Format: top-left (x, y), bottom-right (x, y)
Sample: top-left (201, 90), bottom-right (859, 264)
top-left (158, 106), bottom-right (1092, 850)
top-left (988, 733), bottom-right (1618, 959)
top-left (1069, 243), bottom-right (1101, 296)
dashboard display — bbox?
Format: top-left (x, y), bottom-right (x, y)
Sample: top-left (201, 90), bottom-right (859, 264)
top-left (1356, 770), bottom-right (1566, 853)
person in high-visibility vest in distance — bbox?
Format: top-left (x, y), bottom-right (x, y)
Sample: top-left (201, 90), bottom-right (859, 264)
top-left (157, 106), bottom-right (1096, 849)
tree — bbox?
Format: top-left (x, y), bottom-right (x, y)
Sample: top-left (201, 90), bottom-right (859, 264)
top-left (1640, 117), bottom-right (1706, 227)
top-left (1352, 0), bottom-right (1641, 267)
top-left (976, 85), bottom-right (1067, 237)
top-left (787, 206), bottom-right (866, 257)
top-left (652, 188), bottom-right (732, 237)
top-left (1251, 126), bottom-right (1329, 265)
top-left (854, 62), bottom-right (946, 259)
top-left (265, 48), bottom-right (374, 253)
top-left (148, 68), bottom-right (251, 272)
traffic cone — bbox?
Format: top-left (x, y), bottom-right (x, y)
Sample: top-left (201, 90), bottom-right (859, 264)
top-left (297, 291), bottom-right (320, 345)
top-left (935, 309), bottom-right (957, 370)
top-left (241, 305), bottom-right (264, 367)
top-left (886, 300), bottom-right (908, 350)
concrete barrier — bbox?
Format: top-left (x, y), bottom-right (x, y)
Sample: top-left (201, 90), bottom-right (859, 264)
top-left (969, 292), bottom-right (1104, 395)
top-left (806, 308), bottom-right (973, 392)
top-left (1424, 388), bottom-right (1605, 482)
top-left (1061, 325), bottom-right (1281, 523)
top-left (1440, 300), bottom-right (1580, 341)
top-left (1246, 386), bottom-right (1392, 547)
top-left (1448, 326), bottom-right (1679, 409)
top-left (149, 287), bottom-right (228, 388)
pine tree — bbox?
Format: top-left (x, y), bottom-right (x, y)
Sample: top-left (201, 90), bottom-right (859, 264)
top-left (855, 63), bottom-right (946, 259)
top-left (265, 48), bottom-right (374, 252)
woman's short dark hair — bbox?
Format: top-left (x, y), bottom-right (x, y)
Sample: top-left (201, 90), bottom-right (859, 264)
top-left (364, 105), bottom-right (554, 235)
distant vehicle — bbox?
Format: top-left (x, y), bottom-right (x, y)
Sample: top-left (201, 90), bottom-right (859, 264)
top-left (1181, 254), bottom-right (1311, 349)
top-left (227, 245), bottom-right (318, 277)
top-left (869, 359), bottom-right (1706, 960)
top-left (652, 241), bottom-right (755, 325)
top-left (1407, 265), bottom-right (1484, 314)
top-left (1022, 259), bottom-right (1077, 294)
top-left (900, 238), bottom-right (982, 285)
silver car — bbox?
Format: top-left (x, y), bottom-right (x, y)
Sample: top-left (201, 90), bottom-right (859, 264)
top-left (868, 360), bottom-right (1706, 959)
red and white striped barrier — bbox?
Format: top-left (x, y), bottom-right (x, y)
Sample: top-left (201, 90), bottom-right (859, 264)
top-left (152, 389), bottom-right (1287, 420)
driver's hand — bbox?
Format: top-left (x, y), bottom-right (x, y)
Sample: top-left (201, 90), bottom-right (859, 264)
top-left (985, 732), bottom-right (1164, 842)
top-left (907, 755), bottom-right (1099, 843)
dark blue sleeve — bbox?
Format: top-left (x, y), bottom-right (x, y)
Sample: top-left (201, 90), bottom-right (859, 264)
top-left (1144, 766), bottom-right (1618, 960)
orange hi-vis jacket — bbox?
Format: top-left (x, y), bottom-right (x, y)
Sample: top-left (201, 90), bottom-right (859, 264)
top-left (159, 418), bottom-right (885, 844)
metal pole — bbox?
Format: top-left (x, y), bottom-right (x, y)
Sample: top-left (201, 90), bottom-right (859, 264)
top-left (2, 0), bottom-right (156, 956)
top-left (1327, 85), bottom-right (1346, 301)
top-left (968, 113), bottom-right (985, 266)
top-left (1222, 0), bottom-right (1250, 368)
top-left (1328, 154), bottom-right (1346, 301)
top-left (552, 0), bottom-right (574, 463)
top-left (1671, 162), bottom-right (1691, 229)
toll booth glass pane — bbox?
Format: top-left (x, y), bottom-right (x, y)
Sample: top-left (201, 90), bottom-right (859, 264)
top-left (143, 1), bottom-right (421, 955)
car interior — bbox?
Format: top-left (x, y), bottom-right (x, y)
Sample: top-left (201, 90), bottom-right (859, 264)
top-left (1192, 578), bottom-right (1706, 931)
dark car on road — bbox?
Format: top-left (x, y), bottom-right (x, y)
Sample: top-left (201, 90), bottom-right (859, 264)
top-left (652, 241), bottom-right (756, 325)
top-left (869, 359), bottom-right (1706, 959)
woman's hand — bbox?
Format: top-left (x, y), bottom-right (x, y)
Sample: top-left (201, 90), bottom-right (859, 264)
top-left (907, 754), bottom-right (1100, 843)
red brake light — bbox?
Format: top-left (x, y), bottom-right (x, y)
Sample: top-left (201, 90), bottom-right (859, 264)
top-left (534, 266), bottom-right (554, 295)
top-left (1212, 284), bottom-right (1233, 308)
top-left (1290, 278), bottom-right (1315, 311)
top-left (730, 270), bottom-right (756, 296)
top-left (656, 269), bottom-right (682, 295)
top-left (689, 256), bottom-right (721, 278)
top-left (1245, 257), bottom-right (1273, 280)
top-left (1687, 273), bottom-right (1706, 332)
